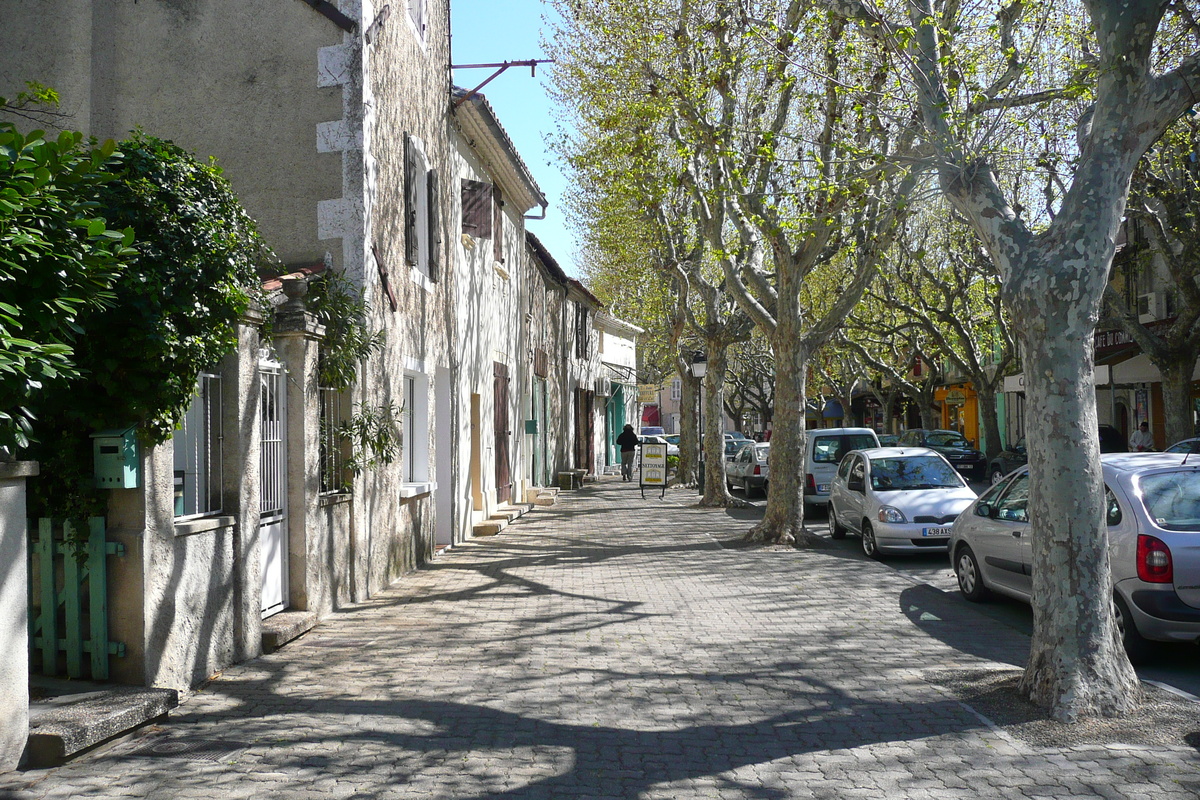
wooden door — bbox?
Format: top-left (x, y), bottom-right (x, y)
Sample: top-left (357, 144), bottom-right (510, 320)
top-left (494, 362), bottom-right (512, 504)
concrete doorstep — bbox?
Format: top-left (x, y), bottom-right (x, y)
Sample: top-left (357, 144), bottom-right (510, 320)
top-left (25, 680), bottom-right (178, 769)
top-left (472, 502), bottom-right (534, 537)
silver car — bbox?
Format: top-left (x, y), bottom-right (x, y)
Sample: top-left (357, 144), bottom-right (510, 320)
top-left (727, 442), bottom-right (770, 497)
top-left (829, 447), bottom-right (978, 558)
top-left (948, 453), bottom-right (1200, 661)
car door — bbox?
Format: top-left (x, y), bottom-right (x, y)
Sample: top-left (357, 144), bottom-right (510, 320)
top-left (972, 471), bottom-right (1033, 598)
top-left (839, 455), bottom-right (867, 533)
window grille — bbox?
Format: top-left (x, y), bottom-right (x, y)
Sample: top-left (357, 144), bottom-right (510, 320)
top-left (403, 375), bottom-right (416, 480)
top-left (319, 385), bottom-right (349, 493)
top-left (259, 364), bottom-right (285, 515)
top-left (173, 373), bottom-right (223, 518)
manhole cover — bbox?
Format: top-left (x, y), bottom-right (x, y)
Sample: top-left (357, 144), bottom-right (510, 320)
top-left (130, 738), bottom-right (247, 762)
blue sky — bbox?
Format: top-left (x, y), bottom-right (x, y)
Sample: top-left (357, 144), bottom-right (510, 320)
top-left (450, 0), bottom-right (579, 276)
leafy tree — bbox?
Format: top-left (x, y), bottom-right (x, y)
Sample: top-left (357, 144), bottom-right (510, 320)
top-left (1104, 117), bottom-right (1200, 448)
top-left (825, 0), bottom-right (1200, 718)
top-left (27, 132), bottom-right (272, 519)
top-left (0, 120), bottom-right (133, 452)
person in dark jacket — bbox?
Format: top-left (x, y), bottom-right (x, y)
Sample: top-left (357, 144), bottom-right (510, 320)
top-left (616, 424), bottom-right (640, 481)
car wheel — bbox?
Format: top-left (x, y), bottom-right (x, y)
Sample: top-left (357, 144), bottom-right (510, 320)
top-left (861, 521), bottom-right (882, 560)
top-left (1113, 593), bottom-right (1153, 664)
top-left (830, 505), bottom-right (847, 539)
top-left (989, 468), bottom-right (1004, 486)
top-left (954, 545), bottom-right (991, 602)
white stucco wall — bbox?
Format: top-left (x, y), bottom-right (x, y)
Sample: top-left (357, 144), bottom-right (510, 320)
top-left (0, 463), bottom-right (35, 772)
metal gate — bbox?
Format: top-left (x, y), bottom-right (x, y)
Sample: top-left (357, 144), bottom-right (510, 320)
top-left (494, 362), bottom-right (512, 504)
top-left (259, 358), bottom-right (288, 618)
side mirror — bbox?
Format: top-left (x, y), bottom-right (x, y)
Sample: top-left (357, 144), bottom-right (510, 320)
top-left (974, 502), bottom-right (992, 518)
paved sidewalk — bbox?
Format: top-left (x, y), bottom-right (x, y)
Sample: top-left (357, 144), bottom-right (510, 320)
top-left (3, 478), bottom-right (1198, 799)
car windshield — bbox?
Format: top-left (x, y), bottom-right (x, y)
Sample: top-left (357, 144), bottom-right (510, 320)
top-left (755, 444), bottom-right (770, 462)
top-left (812, 433), bottom-right (877, 463)
top-left (869, 456), bottom-right (965, 490)
top-left (725, 440), bottom-right (743, 455)
top-left (664, 435), bottom-right (680, 445)
top-left (1139, 470), bottom-right (1200, 530)
top-left (926, 432), bottom-right (970, 448)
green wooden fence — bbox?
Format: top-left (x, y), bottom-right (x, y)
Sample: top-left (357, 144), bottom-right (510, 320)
top-left (28, 518), bottom-right (126, 680)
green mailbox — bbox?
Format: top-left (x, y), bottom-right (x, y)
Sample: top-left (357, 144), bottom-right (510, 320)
top-left (91, 427), bottom-right (140, 489)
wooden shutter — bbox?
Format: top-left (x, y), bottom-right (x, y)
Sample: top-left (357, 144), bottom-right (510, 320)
top-left (426, 167), bottom-right (441, 282)
top-left (461, 179), bottom-right (491, 237)
top-left (492, 184), bottom-right (504, 263)
top-left (404, 133), bottom-right (419, 266)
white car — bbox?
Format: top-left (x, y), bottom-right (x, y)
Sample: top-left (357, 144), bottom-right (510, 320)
top-left (640, 434), bottom-right (679, 457)
top-left (829, 447), bottom-right (978, 558)
top-left (727, 442), bottom-right (770, 497)
top-left (803, 427), bottom-right (880, 511)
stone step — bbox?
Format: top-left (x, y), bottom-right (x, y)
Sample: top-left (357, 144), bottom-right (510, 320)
top-left (26, 684), bottom-right (178, 768)
top-left (473, 520), bottom-right (504, 537)
top-left (261, 610), bottom-right (319, 653)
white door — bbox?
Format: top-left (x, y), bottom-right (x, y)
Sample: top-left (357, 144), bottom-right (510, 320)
top-left (259, 359), bottom-right (288, 618)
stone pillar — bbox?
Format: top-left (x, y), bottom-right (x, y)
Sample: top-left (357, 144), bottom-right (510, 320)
top-left (273, 281), bottom-right (331, 614)
top-left (228, 312), bottom-right (264, 664)
top-left (0, 460), bottom-right (37, 771)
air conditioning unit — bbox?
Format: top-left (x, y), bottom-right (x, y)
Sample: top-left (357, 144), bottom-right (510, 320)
top-left (1138, 292), bottom-right (1167, 323)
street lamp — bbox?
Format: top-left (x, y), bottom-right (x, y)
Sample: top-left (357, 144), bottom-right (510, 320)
top-left (691, 352), bottom-right (707, 493)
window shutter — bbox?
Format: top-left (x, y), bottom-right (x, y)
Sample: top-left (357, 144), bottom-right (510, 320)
top-left (426, 167), bottom-right (441, 282)
top-left (492, 184), bottom-right (504, 263)
top-left (404, 133), bottom-right (419, 266)
top-left (461, 179), bottom-right (491, 238)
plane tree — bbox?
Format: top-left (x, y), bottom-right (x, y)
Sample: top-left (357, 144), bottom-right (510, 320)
top-left (824, 0), bottom-right (1200, 718)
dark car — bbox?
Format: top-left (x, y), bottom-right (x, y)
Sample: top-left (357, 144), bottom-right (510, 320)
top-left (987, 425), bottom-right (1129, 484)
top-left (877, 434), bottom-right (900, 447)
top-left (988, 441), bottom-right (1027, 485)
top-left (896, 429), bottom-right (988, 480)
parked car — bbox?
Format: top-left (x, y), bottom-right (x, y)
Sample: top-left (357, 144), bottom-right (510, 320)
top-left (948, 453), bottom-right (1200, 662)
top-left (640, 434), bottom-right (679, 456)
top-left (896, 429), bottom-right (988, 481)
top-left (988, 441), bottom-right (1027, 485)
top-left (804, 427), bottom-right (881, 511)
top-left (829, 447), bottom-right (978, 558)
top-left (988, 426), bottom-right (1130, 485)
top-left (1166, 437), bottom-right (1200, 455)
top-left (727, 442), bottom-right (770, 497)
top-left (640, 426), bottom-right (665, 437)
top-left (724, 438), bottom-right (745, 461)
top-left (877, 434), bottom-right (900, 447)
top-left (725, 430), bottom-right (749, 440)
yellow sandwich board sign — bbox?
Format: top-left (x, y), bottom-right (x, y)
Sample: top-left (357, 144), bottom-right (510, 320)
top-left (639, 443), bottom-right (667, 499)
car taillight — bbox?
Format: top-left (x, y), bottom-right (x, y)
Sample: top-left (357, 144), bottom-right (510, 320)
top-left (1137, 534), bottom-right (1173, 583)
top-left (805, 473), bottom-right (815, 490)
top-left (753, 465), bottom-right (761, 476)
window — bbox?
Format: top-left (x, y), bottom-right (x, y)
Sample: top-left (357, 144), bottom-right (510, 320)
top-left (406, 0), bottom-right (427, 41)
top-left (404, 133), bottom-right (440, 284)
top-left (492, 185), bottom-right (505, 263)
top-left (173, 373), bottom-right (223, 518)
top-left (319, 385), bottom-right (350, 493)
top-left (671, 379), bottom-right (681, 401)
top-left (994, 473), bottom-right (1030, 523)
top-left (461, 179), bottom-right (491, 238)
top-left (574, 304), bottom-right (589, 359)
top-left (402, 375), bottom-right (416, 480)
top-left (399, 364), bottom-right (434, 496)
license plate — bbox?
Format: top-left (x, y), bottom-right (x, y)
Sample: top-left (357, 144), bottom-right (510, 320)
top-left (923, 526), bottom-right (952, 537)
top-left (817, 484), bottom-right (830, 493)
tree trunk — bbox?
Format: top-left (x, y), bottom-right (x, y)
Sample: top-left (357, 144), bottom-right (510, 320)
top-left (745, 324), bottom-right (816, 544)
top-left (700, 342), bottom-right (735, 505)
top-left (1156, 355), bottom-right (1197, 449)
top-left (1014, 297), bottom-right (1139, 721)
top-left (919, 401), bottom-right (940, 430)
top-left (976, 383), bottom-right (1003, 460)
top-left (676, 369), bottom-right (700, 486)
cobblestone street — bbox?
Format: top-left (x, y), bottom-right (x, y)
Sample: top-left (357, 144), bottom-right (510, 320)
top-left (3, 478), bottom-right (1199, 799)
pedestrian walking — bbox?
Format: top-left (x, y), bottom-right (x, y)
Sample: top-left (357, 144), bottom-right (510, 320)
top-left (617, 423), bottom-right (640, 481)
